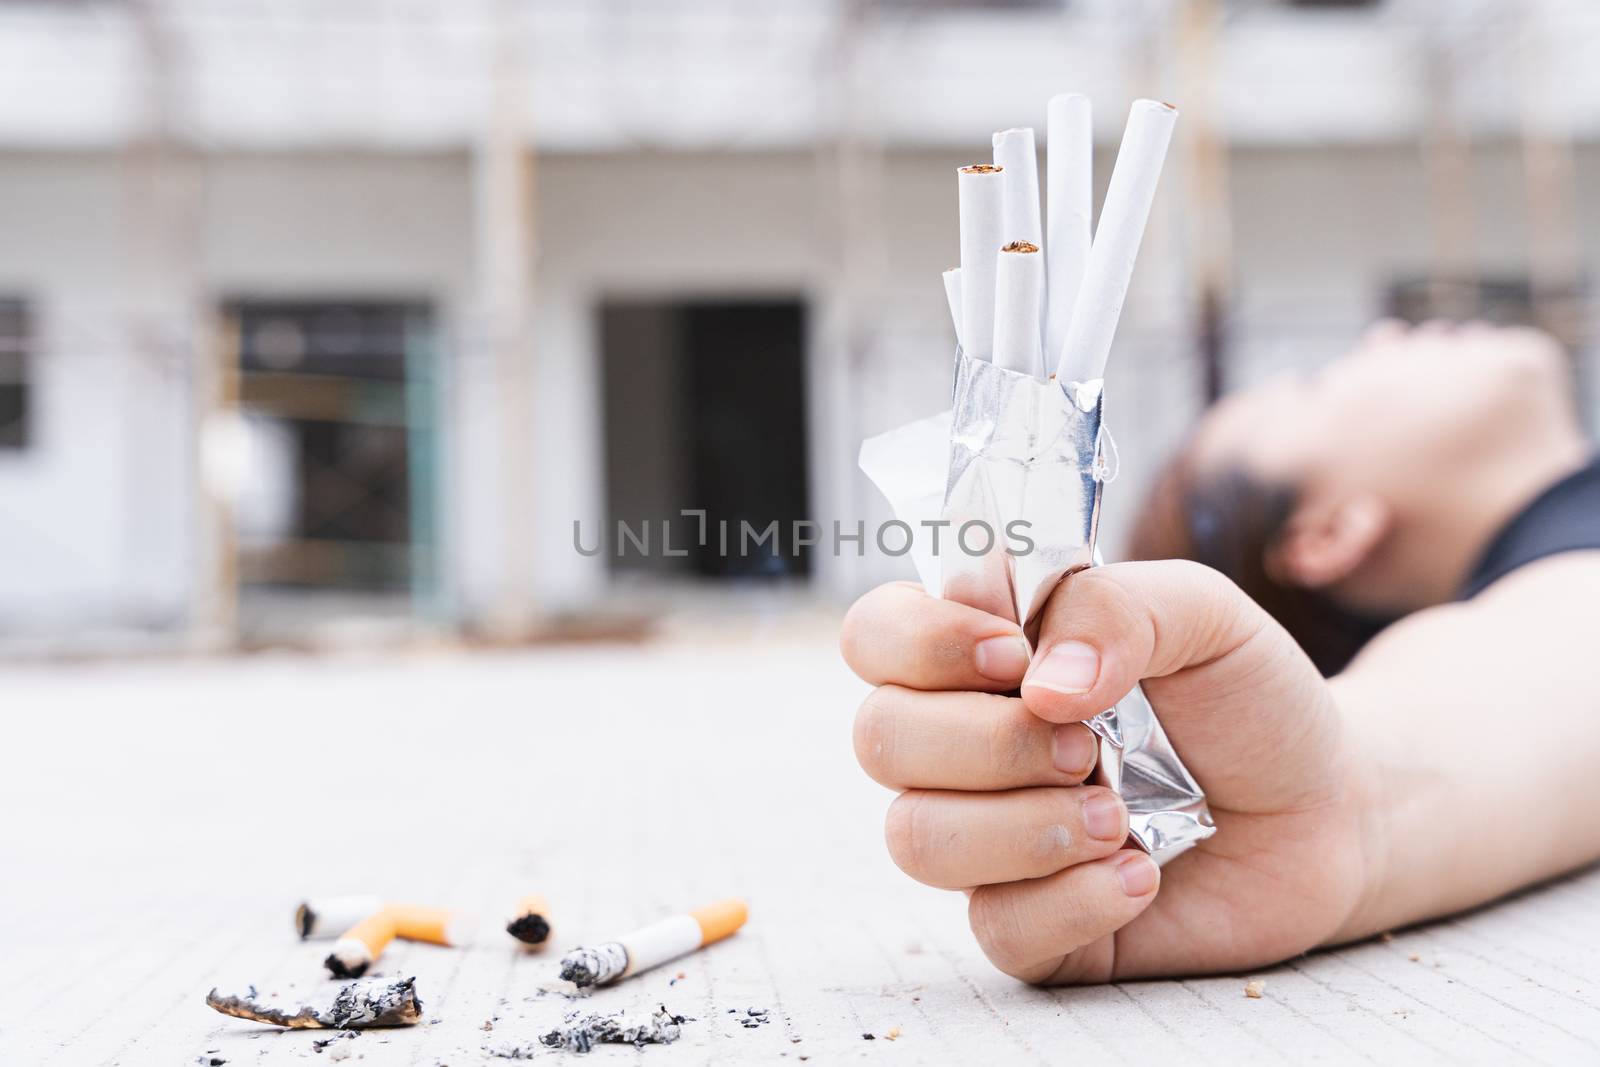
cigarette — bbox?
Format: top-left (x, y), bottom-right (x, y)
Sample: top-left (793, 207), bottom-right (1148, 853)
top-left (1045, 93), bottom-right (1093, 365)
top-left (993, 241), bottom-right (1045, 377)
top-left (941, 268), bottom-right (963, 348)
top-left (991, 127), bottom-right (1043, 249)
top-left (505, 893), bottom-right (553, 949)
top-left (957, 164), bottom-right (1005, 362)
top-left (1054, 99), bottom-right (1177, 383)
top-left (325, 909), bottom-right (399, 979)
top-left (206, 977), bottom-right (422, 1029)
top-left (296, 894), bottom-right (384, 940)
top-left (388, 903), bottom-right (475, 947)
top-left (558, 898), bottom-right (747, 988)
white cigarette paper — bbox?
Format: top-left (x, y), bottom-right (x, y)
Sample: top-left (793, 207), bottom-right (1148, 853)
top-left (296, 895), bottom-right (384, 940)
top-left (1055, 99), bottom-right (1177, 383)
top-left (992, 128), bottom-right (1043, 249)
top-left (1046, 93), bottom-right (1093, 366)
top-left (942, 268), bottom-right (964, 348)
top-left (957, 164), bottom-right (1005, 363)
top-left (993, 242), bottom-right (1045, 377)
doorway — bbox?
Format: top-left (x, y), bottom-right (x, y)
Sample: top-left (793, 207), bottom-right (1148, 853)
top-left (599, 298), bottom-right (811, 580)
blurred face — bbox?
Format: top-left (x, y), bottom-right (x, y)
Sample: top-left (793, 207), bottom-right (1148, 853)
top-left (1192, 322), bottom-right (1571, 498)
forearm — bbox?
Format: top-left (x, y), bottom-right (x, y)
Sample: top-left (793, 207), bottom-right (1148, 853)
top-left (1326, 554), bottom-right (1600, 942)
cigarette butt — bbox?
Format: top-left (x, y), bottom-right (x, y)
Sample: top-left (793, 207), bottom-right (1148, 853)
top-left (325, 910), bottom-right (399, 979)
top-left (506, 894), bottom-right (553, 948)
top-left (388, 904), bottom-right (473, 947)
top-left (559, 898), bottom-right (749, 988)
top-left (688, 898), bottom-right (748, 946)
top-left (296, 894), bottom-right (384, 940)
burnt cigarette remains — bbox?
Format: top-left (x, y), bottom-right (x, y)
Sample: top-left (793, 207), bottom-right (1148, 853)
top-left (325, 909), bottom-right (398, 978)
top-left (505, 893), bottom-right (553, 948)
top-left (558, 899), bottom-right (746, 988)
top-left (205, 977), bottom-right (423, 1029)
top-left (535, 1005), bottom-right (689, 1054)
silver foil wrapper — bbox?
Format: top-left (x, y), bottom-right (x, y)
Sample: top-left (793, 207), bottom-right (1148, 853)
top-left (859, 351), bottom-right (1215, 864)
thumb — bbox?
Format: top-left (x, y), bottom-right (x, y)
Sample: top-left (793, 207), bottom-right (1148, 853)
top-left (1021, 560), bottom-right (1339, 811)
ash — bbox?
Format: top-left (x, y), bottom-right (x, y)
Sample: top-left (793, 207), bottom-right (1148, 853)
top-left (558, 941), bottom-right (626, 988)
top-left (526, 1005), bottom-right (689, 1054)
top-left (557, 951), bottom-right (599, 987)
top-left (204, 977), bottom-right (422, 1029)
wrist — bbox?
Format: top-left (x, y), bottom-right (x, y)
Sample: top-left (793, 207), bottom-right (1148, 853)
top-left (1323, 680), bottom-right (1396, 945)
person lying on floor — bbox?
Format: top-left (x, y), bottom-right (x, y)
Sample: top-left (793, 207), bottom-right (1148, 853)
top-left (840, 320), bottom-right (1600, 983)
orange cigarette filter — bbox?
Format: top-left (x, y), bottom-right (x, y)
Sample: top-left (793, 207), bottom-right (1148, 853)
top-left (325, 909), bottom-right (399, 978)
top-left (506, 893), bottom-right (553, 948)
top-left (388, 904), bottom-right (471, 947)
top-left (690, 898), bottom-right (747, 947)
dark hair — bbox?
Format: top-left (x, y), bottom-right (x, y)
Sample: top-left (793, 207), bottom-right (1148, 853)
top-left (1127, 447), bottom-right (1392, 677)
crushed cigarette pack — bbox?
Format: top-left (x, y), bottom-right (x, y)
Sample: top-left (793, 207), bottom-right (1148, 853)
top-left (859, 95), bottom-right (1215, 865)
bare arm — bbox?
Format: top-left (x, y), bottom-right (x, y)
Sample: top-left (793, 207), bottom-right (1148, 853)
top-left (1330, 550), bottom-right (1600, 941)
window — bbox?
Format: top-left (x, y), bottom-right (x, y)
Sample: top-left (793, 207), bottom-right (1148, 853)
top-left (0, 298), bottom-right (30, 451)
top-left (229, 300), bottom-right (431, 592)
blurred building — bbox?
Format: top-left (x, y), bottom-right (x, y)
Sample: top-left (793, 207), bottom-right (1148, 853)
top-left (0, 0), bottom-right (1597, 647)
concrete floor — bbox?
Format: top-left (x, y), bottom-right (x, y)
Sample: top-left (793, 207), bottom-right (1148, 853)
top-left (2, 635), bottom-right (1597, 1065)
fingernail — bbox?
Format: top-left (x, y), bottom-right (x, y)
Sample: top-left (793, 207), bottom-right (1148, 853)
top-left (1082, 793), bottom-right (1125, 841)
top-left (1051, 725), bottom-right (1097, 776)
top-left (1026, 641), bottom-right (1100, 695)
top-left (974, 634), bottom-right (1031, 682)
top-left (1115, 852), bottom-right (1159, 897)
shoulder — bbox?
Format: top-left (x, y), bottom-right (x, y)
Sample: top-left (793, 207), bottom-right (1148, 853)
top-left (1340, 550), bottom-right (1600, 684)
top-left (1469, 548), bottom-right (1600, 608)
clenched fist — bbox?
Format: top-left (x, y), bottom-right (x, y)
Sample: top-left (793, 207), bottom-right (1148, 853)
top-left (841, 561), bottom-right (1374, 984)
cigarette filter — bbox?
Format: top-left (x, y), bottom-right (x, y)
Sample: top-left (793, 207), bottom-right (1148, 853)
top-left (957, 164), bottom-right (1005, 363)
top-left (505, 893), bottom-right (553, 948)
top-left (388, 903), bottom-right (474, 947)
top-left (207, 977), bottom-right (422, 1029)
top-left (325, 909), bottom-right (399, 979)
top-left (1055, 99), bottom-right (1177, 383)
top-left (296, 894), bottom-right (384, 940)
top-left (941, 268), bottom-right (963, 348)
top-left (558, 898), bottom-right (747, 988)
top-left (1045, 93), bottom-right (1092, 365)
top-left (993, 241), bottom-right (1045, 378)
top-left (991, 127), bottom-right (1043, 249)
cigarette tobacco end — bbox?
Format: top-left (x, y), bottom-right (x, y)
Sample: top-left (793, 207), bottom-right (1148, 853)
top-left (506, 913), bottom-right (551, 945)
top-left (324, 955), bottom-right (370, 979)
top-left (296, 904), bottom-right (314, 940)
top-left (960, 164), bottom-right (1002, 174)
top-left (1001, 241), bottom-right (1040, 254)
top-left (558, 955), bottom-right (598, 988)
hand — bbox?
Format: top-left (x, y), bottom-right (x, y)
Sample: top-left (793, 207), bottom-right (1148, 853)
top-left (841, 562), bottom-right (1375, 983)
